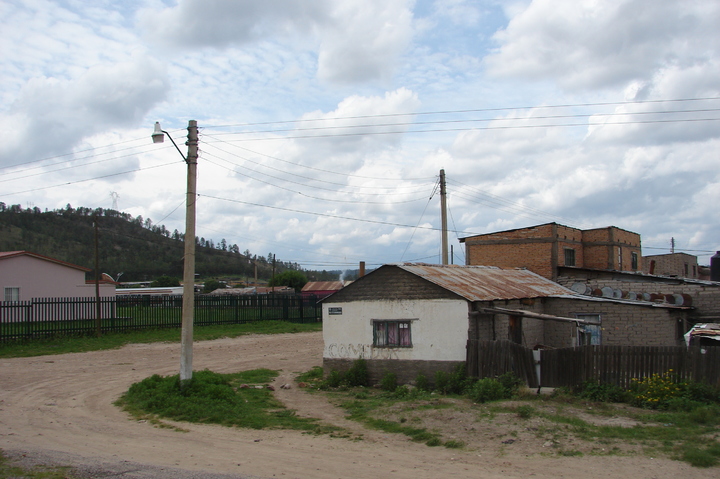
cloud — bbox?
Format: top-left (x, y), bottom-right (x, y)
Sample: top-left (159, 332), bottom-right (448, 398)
top-left (1, 55), bottom-right (169, 167)
top-left (486, 0), bottom-right (720, 91)
top-left (139, 0), bottom-right (416, 84)
top-left (138, 0), bottom-right (328, 48)
top-left (317, 1), bottom-right (416, 84)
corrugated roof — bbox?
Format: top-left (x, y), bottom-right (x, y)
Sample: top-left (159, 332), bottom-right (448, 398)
top-left (393, 263), bottom-right (575, 301)
top-left (302, 281), bottom-right (345, 292)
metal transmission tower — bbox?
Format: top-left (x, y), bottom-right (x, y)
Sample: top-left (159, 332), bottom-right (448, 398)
top-left (110, 192), bottom-right (119, 210)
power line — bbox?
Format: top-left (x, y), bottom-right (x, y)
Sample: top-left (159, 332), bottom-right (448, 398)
top-left (204, 96), bottom-right (720, 130)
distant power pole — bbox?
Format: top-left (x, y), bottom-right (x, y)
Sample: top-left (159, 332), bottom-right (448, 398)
top-left (440, 169), bottom-right (449, 265)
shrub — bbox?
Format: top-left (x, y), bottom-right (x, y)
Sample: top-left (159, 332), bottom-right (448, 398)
top-left (629, 370), bottom-right (684, 409)
top-left (516, 405), bottom-right (535, 419)
top-left (469, 378), bottom-right (506, 403)
top-left (576, 380), bottom-right (629, 403)
top-left (344, 358), bottom-right (369, 387)
top-left (325, 370), bottom-right (343, 388)
top-left (496, 372), bottom-right (523, 398)
top-left (380, 372), bottom-right (398, 392)
top-left (436, 364), bottom-right (471, 395)
top-left (415, 373), bottom-right (430, 392)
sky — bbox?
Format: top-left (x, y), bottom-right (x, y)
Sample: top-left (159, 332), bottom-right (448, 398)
top-left (1, 0), bottom-right (719, 273)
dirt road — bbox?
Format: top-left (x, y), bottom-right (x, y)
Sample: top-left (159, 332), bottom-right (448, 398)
top-left (0, 332), bottom-right (715, 478)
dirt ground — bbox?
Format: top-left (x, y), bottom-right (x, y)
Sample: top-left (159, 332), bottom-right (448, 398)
top-left (0, 331), bottom-right (717, 479)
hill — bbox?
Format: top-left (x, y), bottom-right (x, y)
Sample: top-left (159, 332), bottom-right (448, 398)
top-left (0, 203), bottom-right (334, 283)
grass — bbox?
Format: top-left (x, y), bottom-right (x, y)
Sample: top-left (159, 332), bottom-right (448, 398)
top-left (0, 450), bottom-right (75, 479)
top-left (297, 370), bottom-right (720, 467)
top-left (115, 368), bottom-right (341, 435)
top-left (0, 320), bottom-right (321, 358)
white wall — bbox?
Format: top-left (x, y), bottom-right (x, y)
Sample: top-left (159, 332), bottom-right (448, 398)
top-left (323, 299), bottom-right (469, 362)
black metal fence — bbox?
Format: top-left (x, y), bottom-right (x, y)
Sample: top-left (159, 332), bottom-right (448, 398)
top-left (0, 294), bottom-right (321, 342)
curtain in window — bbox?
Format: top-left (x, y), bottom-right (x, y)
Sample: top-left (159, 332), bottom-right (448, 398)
top-left (399, 323), bottom-right (411, 346)
top-left (387, 322), bottom-right (398, 345)
top-left (375, 322), bottom-right (386, 346)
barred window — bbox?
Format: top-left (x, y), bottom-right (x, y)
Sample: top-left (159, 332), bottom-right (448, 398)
top-left (564, 248), bottom-right (576, 267)
top-left (373, 320), bottom-right (412, 347)
top-left (4, 287), bottom-right (20, 302)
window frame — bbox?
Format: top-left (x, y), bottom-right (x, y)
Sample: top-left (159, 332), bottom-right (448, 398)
top-left (373, 319), bottom-right (413, 348)
top-left (4, 287), bottom-right (20, 302)
top-left (564, 248), bottom-right (576, 267)
top-left (575, 314), bottom-right (601, 346)
top-left (631, 252), bottom-right (638, 270)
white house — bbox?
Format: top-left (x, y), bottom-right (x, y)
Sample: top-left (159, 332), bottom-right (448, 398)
top-left (0, 251), bottom-right (116, 301)
top-left (322, 263), bottom-right (690, 384)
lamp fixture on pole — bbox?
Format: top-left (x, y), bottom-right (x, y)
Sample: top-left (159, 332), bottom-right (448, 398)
top-left (152, 120), bottom-right (199, 382)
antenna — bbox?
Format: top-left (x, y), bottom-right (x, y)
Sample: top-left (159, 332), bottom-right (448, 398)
top-left (110, 192), bottom-right (119, 210)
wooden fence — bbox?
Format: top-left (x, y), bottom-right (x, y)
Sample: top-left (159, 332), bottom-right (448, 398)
top-left (467, 340), bottom-right (720, 388)
top-left (0, 294), bottom-right (320, 342)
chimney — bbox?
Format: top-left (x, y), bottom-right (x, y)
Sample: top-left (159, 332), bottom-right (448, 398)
top-left (359, 261), bottom-right (366, 277)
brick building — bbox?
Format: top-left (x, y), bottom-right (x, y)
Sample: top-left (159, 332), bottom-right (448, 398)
top-left (642, 252), bottom-right (699, 279)
top-left (459, 223), bottom-right (642, 280)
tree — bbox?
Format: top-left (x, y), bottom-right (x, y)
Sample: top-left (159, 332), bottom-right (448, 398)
top-left (151, 275), bottom-right (181, 287)
top-left (203, 279), bottom-right (223, 293)
top-left (268, 270), bottom-right (308, 293)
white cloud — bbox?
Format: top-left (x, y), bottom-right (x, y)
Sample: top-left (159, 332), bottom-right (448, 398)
top-left (486, 0), bottom-right (720, 91)
top-left (1, 56), bottom-right (169, 167)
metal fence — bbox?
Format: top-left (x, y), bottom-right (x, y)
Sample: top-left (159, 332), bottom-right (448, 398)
top-left (467, 339), bottom-right (720, 388)
top-left (0, 294), bottom-right (320, 342)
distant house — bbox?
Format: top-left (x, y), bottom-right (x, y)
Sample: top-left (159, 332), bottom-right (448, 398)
top-left (459, 222), bottom-right (642, 280)
top-left (207, 286), bottom-right (295, 295)
top-left (643, 252), bottom-right (699, 279)
top-left (322, 263), bottom-right (690, 384)
top-left (0, 251), bottom-right (116, 301)
top-left (301, 281), bottom-right (347, 299)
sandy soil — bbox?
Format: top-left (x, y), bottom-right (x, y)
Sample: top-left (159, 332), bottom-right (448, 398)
top-left (0, 331), bottom-right (717, 479)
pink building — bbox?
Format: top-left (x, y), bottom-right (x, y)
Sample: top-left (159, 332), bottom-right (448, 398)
top-left (0, 251), bottom-right (116, 301)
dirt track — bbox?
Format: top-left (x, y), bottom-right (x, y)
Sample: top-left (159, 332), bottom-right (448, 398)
top-left (0, 332), bottom-right (716, 478)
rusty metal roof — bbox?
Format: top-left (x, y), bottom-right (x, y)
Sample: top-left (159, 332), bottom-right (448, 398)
top-left (301, 281), bottom-right (345, 292)
top-left (393, 263), bottom-right (575, 301)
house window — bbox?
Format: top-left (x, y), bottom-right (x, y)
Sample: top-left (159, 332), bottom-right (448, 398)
top-left (4, 287), bottom-right (20, 302)
top-left (564, 248), bottom-right (576, 267)
top-left (575, 314), bottom-right (601, 346)
top-left (631, 252), bottom-right (638, 270)
top-left (373, 320), bottom-right (412, 347)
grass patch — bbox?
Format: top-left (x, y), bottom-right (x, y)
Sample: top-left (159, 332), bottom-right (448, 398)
top-left (0, 450), bottom-right (75, 479)
top-left (115, 368), bottom-right (337, 434)
top-left (0, 321), bottom-right (321, 358)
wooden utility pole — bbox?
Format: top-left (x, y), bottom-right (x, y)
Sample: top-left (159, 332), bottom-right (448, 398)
top-left (93, 216), bottom-right (101, 337)
top-left (440, 169), bottom-right (449, 265)
top-left (180, 120), bottom-right (199, 383)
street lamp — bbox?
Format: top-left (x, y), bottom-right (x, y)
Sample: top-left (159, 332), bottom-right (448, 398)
top-left (152, 120), bottom-right (199, 383)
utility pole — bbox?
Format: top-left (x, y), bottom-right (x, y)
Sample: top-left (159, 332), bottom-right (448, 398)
top-left (440, 169), bottom-right (449, 265)
top-left (93, 216), bottom-right (101, 337)
top-left (152, 120), bottom-right (199, 383)
top-left (180, 120), bottom-right (199, 383)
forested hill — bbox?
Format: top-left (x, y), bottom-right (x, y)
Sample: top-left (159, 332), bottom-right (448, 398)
top-left (0, 204), bottom-right (315, 283)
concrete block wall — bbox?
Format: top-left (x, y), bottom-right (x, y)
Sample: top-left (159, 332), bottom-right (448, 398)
top-left (544, 298), bottom-right (682, 347)
top-left (557, 273), bottom-right (720, 321)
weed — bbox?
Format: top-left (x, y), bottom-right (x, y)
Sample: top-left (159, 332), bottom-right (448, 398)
top-left (415, 373), bottom-right (430, 391)
top-left (516, 405), bottom-right (535, 419)
top-left (344, 358), bottom-right (369, 387)
top-left (444, 439), bottom-right (465, 449)
top-left (380, 372), bottom-right (398, 392)
top-left (426, 437), bottom-right (442, 447)
top-left (468, 378), bottom-right (506, 403)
